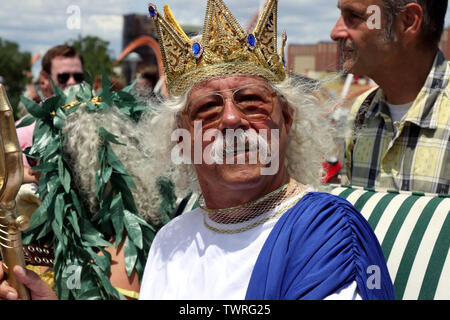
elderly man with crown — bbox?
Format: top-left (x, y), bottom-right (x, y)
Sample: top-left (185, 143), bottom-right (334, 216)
top-left (0, 0), bottom-right (395, 300)
top-left (138, 0), bottom-right (394, 300)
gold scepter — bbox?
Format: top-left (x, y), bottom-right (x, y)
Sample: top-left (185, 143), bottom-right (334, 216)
top-left (0, 83), bottom-right (31, 300)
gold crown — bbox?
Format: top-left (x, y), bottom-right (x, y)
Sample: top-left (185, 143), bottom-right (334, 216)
top-left (148, 0), bottom-right (287, 97)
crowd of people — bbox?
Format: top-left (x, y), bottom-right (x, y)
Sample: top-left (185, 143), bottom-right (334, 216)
top-left (0, 0), bottom-right (448, 300)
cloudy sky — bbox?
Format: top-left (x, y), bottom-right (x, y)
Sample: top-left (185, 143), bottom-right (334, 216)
top-left (1, 0), bottom-right (450, 76)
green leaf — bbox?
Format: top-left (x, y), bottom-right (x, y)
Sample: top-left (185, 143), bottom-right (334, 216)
top-left (99, 127), bottom-right (125, 146)
top-left (58, 156), bottom-right (71, 193)
top-left (87, 247), bottom-right (110, 272)
top-left (91, 264), bottom-right (124, 300)
top-left (99, 67), bottom-right (113, 106)
top-left (54, 193), bottom-right (65, 229)
top-left (31, 125), bottom-right (54, 154)
top-left (36, 222), bottom-right (52, 241)
top-left (51, 220), bottom-right (64, 243)
top-left (15, 115), bottom-right (35, 128)
top-left (42, 95), bottom-right (62, 115)
top-left (122, 75), bottom-right (139, 93)
top-left (124, 210), bottom-right (143, 249)
top-left (25, 204), bottom-right (47, 231)
top-left (109, 194), bottom-right (124, 243)
top-left (20, 96), bottom-right (46, 118)
top-left (77, 288), bottom-right (102, 300)
top-left (53, 107), bottom-right (67, 130)
top-left (64, 84), bottom-right (81, 104)
top-left (105, 144), bottom-right (128, 174)
top-left (123, 237), bottom-right (138, 276)
top-left (70, 190), bottom-right (84, 216)
top-left (50, 77), bottom-right (65, 98)
top-left (120, 173), bottom-right (138, 191)
top-left (102, 166), bottom-right (113, 184)
top-left (67, 210), bottom-right (81, 237)
top-left (79, 219), bottom-right (112, 247)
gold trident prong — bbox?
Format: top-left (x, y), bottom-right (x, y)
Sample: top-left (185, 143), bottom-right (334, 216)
top-left (0, 83), bottom-right (31, 300)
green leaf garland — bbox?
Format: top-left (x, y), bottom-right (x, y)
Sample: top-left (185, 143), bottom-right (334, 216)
top-left (21, 76), bottom-right (157, 300)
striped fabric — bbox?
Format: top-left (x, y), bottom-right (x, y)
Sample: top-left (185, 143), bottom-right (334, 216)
top-left (329, 185), bottom-right (450, 300)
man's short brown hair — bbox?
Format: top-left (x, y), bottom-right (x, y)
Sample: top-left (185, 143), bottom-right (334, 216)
top-left (382, 0), bottom-right (448, 47)
top-left (41, 45), bottom-right (84, 74)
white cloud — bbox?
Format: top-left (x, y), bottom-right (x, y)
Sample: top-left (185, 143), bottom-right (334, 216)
top-left (2, 0), bottom-right (450, 75)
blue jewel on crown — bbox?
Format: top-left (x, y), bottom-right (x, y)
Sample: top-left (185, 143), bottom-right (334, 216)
top-left (247, 34), bottom-right (256, 50)
top-left (148, 5), bottom-right (157, 19)
top-left (192, 42), bottom-right (203, 58)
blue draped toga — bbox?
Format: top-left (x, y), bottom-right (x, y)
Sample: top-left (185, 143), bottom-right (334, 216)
top-left (245, 192), bottom-right (395, 300)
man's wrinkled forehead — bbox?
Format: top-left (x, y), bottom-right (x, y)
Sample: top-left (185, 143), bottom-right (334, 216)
top-left (338, 0), bottom-right (382, 11)
top-left (188, 75), bottom-right (271, 100)
top-left (51, 56), bottom-right (83, 74)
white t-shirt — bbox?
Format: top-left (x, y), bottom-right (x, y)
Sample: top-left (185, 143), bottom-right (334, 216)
top-left (139, 190), bottom-right (361, 300)
top-left (387, 101), bottom-right (413, 134)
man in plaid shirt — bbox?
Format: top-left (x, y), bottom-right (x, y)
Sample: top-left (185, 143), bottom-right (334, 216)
top-left (331, 0), bottom-right (449, 194)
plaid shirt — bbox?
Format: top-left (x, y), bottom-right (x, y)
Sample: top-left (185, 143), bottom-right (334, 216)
top-left (344, 50), bottom-right (450, 194)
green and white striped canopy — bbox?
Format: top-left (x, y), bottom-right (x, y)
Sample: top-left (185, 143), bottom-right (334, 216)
top-left (329, 185), bottom-right (450, 300)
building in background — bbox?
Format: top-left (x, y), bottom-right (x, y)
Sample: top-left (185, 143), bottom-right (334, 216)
top-left (122, 14), bottom-right (159, 84)
top-left (287, 41), bottom-right (338, 76)
top-left (121, 14), bottom-right (202, 85)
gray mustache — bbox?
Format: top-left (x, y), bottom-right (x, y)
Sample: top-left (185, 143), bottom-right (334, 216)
top-left (339, 40), bottom-right (356, 52)
top-left (210, 129), bottom-right (270, 162)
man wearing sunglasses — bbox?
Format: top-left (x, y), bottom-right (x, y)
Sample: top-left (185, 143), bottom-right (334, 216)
top-left (40, 45), bottom-right (84, 98)
top-left (16, 45), bottom-right (84, 177)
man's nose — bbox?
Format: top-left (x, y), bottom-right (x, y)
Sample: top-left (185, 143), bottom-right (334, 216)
top-left (218, 98), bottom-right (248, 131)
top-left (330, 17), bottom-right (348, 41)
top-left (65, 75), bottom-right (77, 86)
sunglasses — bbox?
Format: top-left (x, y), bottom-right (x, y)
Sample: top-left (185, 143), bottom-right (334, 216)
top-left (57, 72), bottom-right (84, 85)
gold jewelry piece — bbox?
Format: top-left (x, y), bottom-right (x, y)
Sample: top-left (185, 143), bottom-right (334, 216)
top-left (200, 181), bottom-right (309, 233)
top-left (198, 181), bottom-right (290, 214)
top-left (50, 96), bottom-right (102, 116)
top-left (202, 193), bottom-right (302, 234)
top-left (148, 0), bottom-right (287, 97)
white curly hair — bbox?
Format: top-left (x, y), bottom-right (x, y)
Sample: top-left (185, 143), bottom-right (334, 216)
top-left (62, 105), bottom-right (164, 226)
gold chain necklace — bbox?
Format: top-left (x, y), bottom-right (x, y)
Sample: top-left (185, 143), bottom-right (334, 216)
top-left (200, 181), bottom-right (309, 234)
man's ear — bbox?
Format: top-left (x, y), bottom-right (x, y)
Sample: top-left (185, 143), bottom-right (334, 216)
top-left (397, 3), bottom-right (423, 45)
top-left (280, 98), bottom-right (294, 134)
top-left (175, 114), bottom-right (187, 145)
top-left (40, 71), bottom-right (50, 83)
top-left (176, 113), bottom-right (185, 131)
top-left (40, 71), bottom-right (54, 98)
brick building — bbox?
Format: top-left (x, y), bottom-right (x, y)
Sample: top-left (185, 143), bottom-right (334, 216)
top-left (287, 41), bottom-right (338, 75)
top-left (122, 14), bottom-right (159, 84)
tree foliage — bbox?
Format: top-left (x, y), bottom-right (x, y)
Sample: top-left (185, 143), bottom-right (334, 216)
top-left (0, 38), bottom-right (31, 118)
top-left (66, 35), bottom-right (117, 80)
